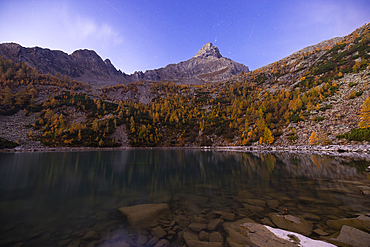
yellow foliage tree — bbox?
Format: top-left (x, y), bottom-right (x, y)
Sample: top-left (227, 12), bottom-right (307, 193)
top-left (359, 97), bottom-right (370, 128)
top-left (130, 116), bottom-right (135, 133)
top-left (309, 131), bottom-right (319, 145)
top-left (262, 127), bottom-right (274, 144)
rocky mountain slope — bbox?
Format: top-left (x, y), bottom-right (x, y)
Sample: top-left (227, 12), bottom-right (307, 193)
top-left (0, 42), bottom-right (249, 86)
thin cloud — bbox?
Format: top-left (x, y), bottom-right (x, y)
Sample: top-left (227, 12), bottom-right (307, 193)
top-left (65, 14), bottom-right (123, 45)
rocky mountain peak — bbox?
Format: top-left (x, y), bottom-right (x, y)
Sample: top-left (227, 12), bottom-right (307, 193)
top-left (194, 43), bottom-right (222, 59)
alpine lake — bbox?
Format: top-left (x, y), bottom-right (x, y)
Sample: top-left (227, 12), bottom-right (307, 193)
top-left (1, 149), bottom-right (370, 247)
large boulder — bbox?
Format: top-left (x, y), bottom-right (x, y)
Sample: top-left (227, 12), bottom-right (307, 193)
top-left (330, 225), bottom-right (370, 247)
top-left (269, 214), bottom-right (313, 236)
top-left (118, 203), bottom-right (171, 229)
top-left (223, 218), bottom-right (256, 247)
top-left (224, 221), bottom-right (335, 247)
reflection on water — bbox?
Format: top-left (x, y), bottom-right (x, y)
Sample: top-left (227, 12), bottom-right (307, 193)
top-left (0, 150), bottom-right (370, 246)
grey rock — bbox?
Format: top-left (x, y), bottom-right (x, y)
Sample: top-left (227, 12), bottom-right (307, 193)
top-left (269, 214), bottom-right (313, 236)
top-left (331, 225), bottom-right (370, 247)
top-left (224, 220), bottom-right (293, 247)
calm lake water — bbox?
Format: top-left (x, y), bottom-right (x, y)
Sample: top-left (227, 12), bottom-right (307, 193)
top-left (0, 150), bottom-right (370, 246)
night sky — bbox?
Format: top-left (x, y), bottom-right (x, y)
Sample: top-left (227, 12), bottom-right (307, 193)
top-left (0, 0), bottom-right (369, 74)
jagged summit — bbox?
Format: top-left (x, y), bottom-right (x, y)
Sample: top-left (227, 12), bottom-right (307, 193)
top-left (194, 43), bottom-right (222, 59)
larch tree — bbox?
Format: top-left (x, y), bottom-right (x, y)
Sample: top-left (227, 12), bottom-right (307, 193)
top-left (309, 131), bottom-right (319, 145)
top-left (262, 127), bottom-right (274, 145)
top-left (359, 97), bottom-right (370, 128)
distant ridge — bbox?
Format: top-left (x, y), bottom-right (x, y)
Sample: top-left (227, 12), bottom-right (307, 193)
top-left (0, 42), bottom-right (249, 85)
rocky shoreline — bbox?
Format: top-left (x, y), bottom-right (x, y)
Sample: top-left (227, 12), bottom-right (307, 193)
top-left (2, 144), bottom-right (370, 158)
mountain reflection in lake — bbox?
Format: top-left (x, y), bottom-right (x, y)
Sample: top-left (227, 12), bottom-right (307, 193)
top-left (0, 150), bottom-right (370, 246)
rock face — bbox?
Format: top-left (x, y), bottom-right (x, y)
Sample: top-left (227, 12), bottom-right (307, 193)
top-left (0, 42), bottom-right (249, 85)
top-left (194, 43), bottom-right (222, 58)
top-left (118, 203), bottom-right (171, 229)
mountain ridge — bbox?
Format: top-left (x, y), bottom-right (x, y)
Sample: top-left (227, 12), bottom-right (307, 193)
top-left (0, 42), bottom-right (249, 85)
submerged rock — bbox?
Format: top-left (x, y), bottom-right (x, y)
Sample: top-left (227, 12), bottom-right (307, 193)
top-left (118, 203), bottom-right (171, 229)
top-left (198, 231), bottom-right (209, 241)
top-left (151, 226), bottom-right (167, 239)
top-left (136, 234), bottom-right (148, 245)
top-left (267, 199), bottom-right (280, 209)
top-left (183, 231), bottom-right (199, 242)
top-left (243, 203), bottom-right (264, 213)
top-left (188, 223), bottom-right (207, 232)
top-left (243, 199), bottom-right (267, 207)
top-left (81, 231), bottom-right (99, 240)
top-left (153, 239), bottom-right (170, 247)
top-left (147, 237), bottom-right (159, 246)
top-left (207, 218), bottom-right (224, 231)
top-left (326, 215), bottom-right (370, 231)
top-left (221, 212), bottom-right (236, 221)
top-left (209, 232), bottom-right (223, 242)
